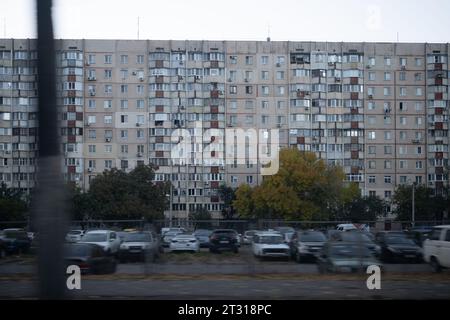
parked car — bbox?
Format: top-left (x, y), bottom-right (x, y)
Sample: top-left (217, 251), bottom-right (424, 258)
top-left (64, 243), bottom-right (117, 274)
top-left (242, 230), bottom-right (258, 245)
top-left (162, 230), bottom-right (184, 247)
top-left (169, 234), bottom-right (200, 253)
top-left (193, 229), bottom-right (213, 248)
top-left (423, 225), bottom-right (450, 272)
top-left (329, 231), bottom-right (380, 257)
top-left (317, 242), bottom-right (382, 274)
top-left (375, 232), bottom-right (422, 263)
top-left (79, 230), bottom-right (121, 255)
top-left (116, 231), bottom-right (129, 243)
top-left (252, 232), bottom-right (290, 259)
top-left (337, 223), bottom-right (370, 232)
top-left (289, 230), bottom-right (327, 262)
top-left (209, 229), bottom-right (239, 253)
top-left (161, 227), bottom-right (187, 235)
top-left (118, 231), bottom-right (159, 262)
top-left (65, 230), bottom-right (85, 243)
top-left (274, 226), bottom-right (295, 236)
top-left (405, 227), bottom-right (434, 247)
top-left (0, 229), bottom-right (31, 254)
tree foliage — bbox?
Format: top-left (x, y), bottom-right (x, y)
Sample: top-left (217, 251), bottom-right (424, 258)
top-left (0, 183), bottom-right (28, 221)
top-left (392, 184), bottom-right (447, 221)
top-left (72, 164), bottom-right (169, 221)
top-left (233, 149), bottom-right (360, 220)
top-left (218, 184), bottom-right (237, 219)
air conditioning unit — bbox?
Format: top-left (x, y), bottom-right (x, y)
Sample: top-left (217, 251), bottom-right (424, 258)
top-left (136, 123), bottom-right (141, 127)
top-left (335, 77), bottom-right (341, 82)
top-left (132, 71), bottom-right (137, 75)
top-left (179, 105), bottom-right (185, 110)
top-left (105, 138), bottom-right (111, 142)
top-left (276, 63), bottom-right (281, 67)
top-left (139, 77), bottom-right (144, 82)
top-left (368, 94), bottom-right (373, 99)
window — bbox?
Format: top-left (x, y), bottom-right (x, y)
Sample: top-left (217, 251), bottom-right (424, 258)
top-left (368, 72), bottom-right (375, 81)
top-left (384, 57), bottom-right (391, 66)
top-left (368, 176), bottom-right (376, 183)
top-left (120, 69), bottom-right (128, 79)
top-left (399, 131), bottom-right (406, 140)
top-left (368, 146), bottom-right (376, 154)
top-left (137, 55), bottom-right (144, 64)
top-left (400, 176), bottom-right (407, 184)
top-left (414, 73), bottom-right (422, 81)
top-left (120, 100), bottom-right (128, 109)
top-left (229, 86), bottom-right (237, 94)
top-left (368, 102), bottom-right (376, 110)
top-left (400, 117), bottom-right (406, 125)
top-left (368, 116), bottom-right (376, 125)
top-left (399, 146), bottom-right (407, 155)
top-left (384, 191), bottom-right (392, 198)
top-left (120, 130), bottom-right (128, 139)
top-left (229, 55), bottom-right (237, 64)
top-left (88, 130), bottom-right (96, 139)
top-left (120, 85), bottom-right (128, 93)
top-left (384, 131), bottom-right (392, 140)
top-left (416, 161), bottom-right (423, 169)
top-left (384, 72), bottom-right (391, 81)
top-left (104, 100), bottom-right (112, 109)
top-left (368, 131), bottom-right (376, 140)
top-left (245, 86), bottom-right (253, 94)
top-left (104, 69), bottom-right (112, 79)
top-left (368, 161), bottom-right (376, 169)
top-left (87, 115), bottom-right (96, 124)
top-left (368, 57), bottom-right (376, 66)
top-left (384, 160), bottom-right (392, 169)
top-left (384, 146), bottom-right (392, 154)
top-left (261, 56), bottom-right (268, 65)
top-left (276, 56), bottom-right (285, 65)
top-left (262, 86), bottom-right (269, 95)
top-left (276, 71), bottom-right (285, 80)
top-left (137, 85), bottom-right (144, 94)
top-left (384, 87), bottom-right (391, 96)
top-left (384, 116), bottom-right (391, 125)
top-left (88, 145), bottom-right (96, 153)
top-left (384, 176), bottom-right (392, 184)
top-left (88, 54), bottom-right (95, 64)
top-left (121, 160), bottom-right (128, 169)
top-left (120, 115), bottom-right (128, 123)
top-left (415, 58), bottom-right (422, 67)
top-left (104, 116), bottom-right (112, 124)
top-left (88, 100), bottom-right (96, 109)
top-left (400, 57), bottom-right (407, 66)
top-left (120, 55), bottom-right (128, 64)
top-left (415, 117), bottom-right (422, 126)
top-left (261, 115), bottom-right (269, 125)
top-left (246, 176), bottom-right (253, 184)
top-left (261, 71), bottom-right (269, 80)
top-left (105, 160), bottom-right (113, 169)
top-left (104, 55), bottom-right (112, 64)
top-left (399, 72), bottom-right (406, 81)
top-left (137, 100), bottom-right (145, 109)
top-left (416, 87), bottom-right (422, 96)
top-left (245, 56), bottom-right (253, 65)
top-left (277, 86), bottom-right (285, 95)
top-left (104, 85), bottom-right (112, 93)
top-left (368, 87), bottom-right (375, 96)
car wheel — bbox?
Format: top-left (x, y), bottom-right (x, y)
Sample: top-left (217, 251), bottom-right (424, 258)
top-left (430, 257), bottom-right (442, 273)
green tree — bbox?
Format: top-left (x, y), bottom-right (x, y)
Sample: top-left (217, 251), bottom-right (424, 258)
top-left (0, 183), bottom-right (28, 221)
top-left (393, 184), bottom-right (447, 221)
top-left (218, 184), bottom-right (237, 219)
top-left (233, 149), bottom-right (359, 220)
top-left (73, 164), bottom-right (169, 221)
top-left (340, 195), bottom-right (387, 222)
top-left (189, 207), bottom-right (212, 229)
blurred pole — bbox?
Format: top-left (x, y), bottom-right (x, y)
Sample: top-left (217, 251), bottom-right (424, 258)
top-left (411, 183), bottom-right (415, 228)
top-left (33, 0), bottom-right (68, 299)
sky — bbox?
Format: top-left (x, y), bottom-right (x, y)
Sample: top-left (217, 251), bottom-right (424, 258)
top-left (0, 0), bottom-right (449, 43)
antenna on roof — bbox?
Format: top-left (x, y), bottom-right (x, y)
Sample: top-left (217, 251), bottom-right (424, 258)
top-left (267, 23), bottom-right (271, 42)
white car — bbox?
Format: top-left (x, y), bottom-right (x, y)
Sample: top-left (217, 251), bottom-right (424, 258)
top-left (423, 225), bottom-right (450, 272)
top-left (65, 230), bottom-right (85, 243)
top-left (79, 230), bottom-right (121, 255)
top-left (252, 232), bottom-right (290, 259)
top-left (169, 234), bottom-right (200, 253)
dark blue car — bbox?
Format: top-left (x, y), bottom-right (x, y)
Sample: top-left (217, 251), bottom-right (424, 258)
top-left (0, 229), bottom-right (31, 254)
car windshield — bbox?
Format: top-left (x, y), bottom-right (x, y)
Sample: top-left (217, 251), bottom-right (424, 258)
top-left (300, 232), bottom-right (326, 242)
top-left (329, 244), bottom-right (372, 257)
top-left (245, 231), bottom-right (256, 236)
top-left (124, 233), bottom-right (151, 242)
top-left (165, 231), bottom-right (182, 236)
top-left (82, 233), bottom-right (107, 242)
top-left (386, 236), bottom-right (416, 245)
top-left (64, 244), bottom-right (90, 257)
top-left (258, 235), bottom-right (284, 244)
top-left (68, 231), bottom-right (82, 235)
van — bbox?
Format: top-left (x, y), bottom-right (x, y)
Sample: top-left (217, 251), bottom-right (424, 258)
top-left (423, 225), bottom-right (450, 272)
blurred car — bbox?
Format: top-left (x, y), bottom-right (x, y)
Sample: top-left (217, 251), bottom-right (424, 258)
top-left (376, 232), bottom-right (422, 263)
top-left (209, 229), bottom-right (239, 253)
top-left (423, 225), bottom-right (450, 272)
top-left (242, 230), bottom-right (258, 245)
top-left (162, 230), bottom-right (184, 247)
top-left (193, 229), bottom-right (213, 248)
top-left (405, 227), bottom-right (433, 247)
top-left (337, 223), bottom-right (370, 232)
top-left (161, 227), bottom-right (187, 235)
top-left (283, 232), bottom-right (295, 244)
top-left (289, 230), bottom-right (327, 262)
top-left (317, 242), bottom-right (383, 274)
top-left (79, 230), bottom-right (121, 255)
top-left (329, 231), bottom-right (380, 257)
top-left (0, 229), bottom-right (31, 254)
top-left (65, 230), bottom-right (85, 243)
top-left (64, 243), bottom-right (117, 274)
top-left (252, 232), bottom-right (290, 259)
top-left (118, 231), bottom-right (159, 262)
top-left (169, 234), bottom-right (200, 253)
top-left (116, 231), bottom-right (129, 243)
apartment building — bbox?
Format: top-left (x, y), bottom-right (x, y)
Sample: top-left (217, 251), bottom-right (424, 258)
top-left (0, 39), bottom-right (449, 219)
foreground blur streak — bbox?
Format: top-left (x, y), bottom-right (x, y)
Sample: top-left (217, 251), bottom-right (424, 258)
top-left (33, 0), bottom-right (68, 299)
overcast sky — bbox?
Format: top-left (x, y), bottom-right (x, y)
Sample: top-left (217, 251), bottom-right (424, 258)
top-left (1, 0), bottom-right (449, 43)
